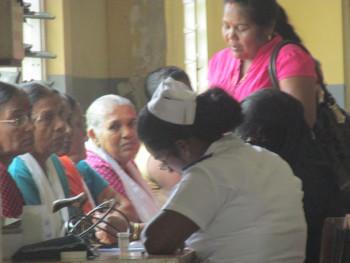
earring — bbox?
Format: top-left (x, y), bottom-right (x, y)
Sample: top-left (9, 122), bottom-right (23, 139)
top-left (267, 34), bottom-right (272, 41)
top-left (93, 138), bottom-right (101, 147)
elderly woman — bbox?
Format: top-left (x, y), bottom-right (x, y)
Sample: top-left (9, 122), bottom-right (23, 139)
top-left (0, 82), bottom-right (33, 218)
top-left (137, 78), bottom-right (307, 262)
top-left (85, 95), bottom-right (159, 223)
top-left (58, 94), bottom-right (138, 222)
top-left (9, 82), bottom-right (73, 239)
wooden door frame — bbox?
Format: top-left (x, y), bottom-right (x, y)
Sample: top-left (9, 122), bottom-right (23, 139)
top-left (343, 0), bottom-right (350, 110)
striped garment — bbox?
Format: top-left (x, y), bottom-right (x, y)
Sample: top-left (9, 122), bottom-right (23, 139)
top-left (85, 150), bottom-right (127, 197)
top-left (0, 162), bottom-right (23, 218)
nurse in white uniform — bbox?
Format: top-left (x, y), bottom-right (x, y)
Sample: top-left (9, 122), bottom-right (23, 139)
top-left (137, 78), bottom-right (307, 263)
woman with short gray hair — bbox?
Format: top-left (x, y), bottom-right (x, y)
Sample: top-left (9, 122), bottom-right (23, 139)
top-left (85, 94), bottom-right (159, 225)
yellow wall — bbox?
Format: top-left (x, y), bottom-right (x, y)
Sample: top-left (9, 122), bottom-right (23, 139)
top-left (206, 0), bottom-right (225, 58)
top-left (278, 0), bottom-right (343, 84)
top-left (166, 0), bottom-right (344, 85)
top-left (164, 0), bottom-right (185, 68)
top-left (106, 0), bottom-right (133, 78)
top-left (46, 0), bottom-right (109, 78)
top-left (46, 1), bottom-right (344, 85)
top-left (66, 0), bottom-right (109, 78)
top-left (45, 0), bottom-right (66, 76)
top-left (46, 0), bottom-right (165, 80)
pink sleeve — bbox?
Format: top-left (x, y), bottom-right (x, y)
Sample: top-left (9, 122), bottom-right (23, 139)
top-left (276, 44), bottom-right (317, 80)
top-left (208, 48), bottom-right (233, 88)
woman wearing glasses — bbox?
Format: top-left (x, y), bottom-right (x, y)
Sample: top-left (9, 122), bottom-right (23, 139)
top-left (0, 82), bottom-right (33, 218)
top-left (9, 82), bottom-right (71, 238)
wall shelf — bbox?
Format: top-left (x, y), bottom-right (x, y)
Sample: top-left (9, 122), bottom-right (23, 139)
top-left (25, 50), bottom-right (56, 59)
top-left (23, 11), bottom-right (55, 20)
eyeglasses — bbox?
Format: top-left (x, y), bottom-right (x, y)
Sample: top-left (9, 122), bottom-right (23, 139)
top-left (159, 161), bottom-right (172, 171)
top-left (32, 110), bottom-right (68, 125)
top-left (157, 152), bottom-right (174, 172)
top-left (0, 115), bottom-right (31, 127)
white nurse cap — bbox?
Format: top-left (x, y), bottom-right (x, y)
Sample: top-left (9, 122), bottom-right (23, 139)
top-left (147, 77), bottom-right (196, 125)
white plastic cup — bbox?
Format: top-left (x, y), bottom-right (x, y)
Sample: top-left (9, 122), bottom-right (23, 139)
top-left (117, 232), bottom-right (130, 257)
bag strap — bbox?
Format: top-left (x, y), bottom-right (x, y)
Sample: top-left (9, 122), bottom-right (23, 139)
top-left (268, 40), bottom-right (350, 126)
top-left (268, 40), bottom-right (336, 105)
top-left (268, 40), bottom-right (310, 89)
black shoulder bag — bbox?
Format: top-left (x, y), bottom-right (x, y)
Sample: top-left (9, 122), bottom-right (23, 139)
top-left (269, 40), bottom-right (350, 206)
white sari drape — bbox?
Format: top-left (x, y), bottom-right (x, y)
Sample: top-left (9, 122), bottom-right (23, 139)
top-left (85, 140), bottom-right (159, 222)
top-left (19, 153), bottom-right (68, 238)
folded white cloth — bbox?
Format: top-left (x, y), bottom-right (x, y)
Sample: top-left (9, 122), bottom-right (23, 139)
top-left (85, 140), bottom-right (159, 222)
top-left (147, 77), bottom-right (196, 125)
top-left (19, 153), bottom-right (68, 238)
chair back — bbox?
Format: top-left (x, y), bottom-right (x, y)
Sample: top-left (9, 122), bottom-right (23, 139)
top-left (319, 216), bottom-right (350, 263)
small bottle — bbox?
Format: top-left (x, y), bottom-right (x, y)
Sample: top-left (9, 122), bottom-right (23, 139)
top-left (117, 232), bottom-right (130, 258)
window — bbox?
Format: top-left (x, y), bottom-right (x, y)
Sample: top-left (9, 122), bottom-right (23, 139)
top-left (183, 0), bottom-right (208, 92)
top-left (22, 0), bottom-right (45, 81)
top-left (0, 0), bottom-right (44, 83)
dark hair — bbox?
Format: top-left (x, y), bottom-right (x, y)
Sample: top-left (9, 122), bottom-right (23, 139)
top-left (19, 81), bottom-right (60, 104)
top-left (138, 88), bottom-right (243, 152)
top-left (63, 93), bottom-right (78, 111)
top-left (274, 5), bottom-right (302, 43)
top-left (237, 89), bottom-right (310, 164)
top-left (144, 66), bottom-right (192, 99)
top-left (224, 0), bottom-right (302, 43)
top-left (0, 81), bottom-right (23, 106)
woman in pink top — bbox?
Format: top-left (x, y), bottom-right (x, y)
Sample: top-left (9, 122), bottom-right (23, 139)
top-left (208, 0), bottom-right (317, 127)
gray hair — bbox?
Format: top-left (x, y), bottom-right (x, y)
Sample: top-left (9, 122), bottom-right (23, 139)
top-left (86, 94), bottom-right (135, 133)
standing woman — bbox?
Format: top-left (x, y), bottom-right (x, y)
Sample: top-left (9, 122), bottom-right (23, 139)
top-left (137, 78), bottom-right (307, 262)
top-left (9, 82), bottom-right (70, 238)
top-left (208, 0), bottom-right (317, 127)
top-left (0, 82), bottom-right (33, 218)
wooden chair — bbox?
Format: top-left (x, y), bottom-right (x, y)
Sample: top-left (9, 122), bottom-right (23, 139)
top-left (319, 216), bottom-right (350, 263)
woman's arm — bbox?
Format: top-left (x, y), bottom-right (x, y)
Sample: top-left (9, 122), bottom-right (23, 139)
top-left (97, 186), bottom-right (140, 222)
top-left (279, 76), bottom-right (317, 128)
top-left (143, 210), bottom-right (199, 254)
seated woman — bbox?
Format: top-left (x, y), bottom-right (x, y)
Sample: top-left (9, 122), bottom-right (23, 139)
top-left (58, 94), bottom-right (139, 221)
top-left (135, 66), bottom-right (190, 205)
top-left (236, 89), bottom-right (346, 263)
top-left (137, 78), bottom-right (307, 262)
top-left (9, 82), bottom-right (72, 238)
top-left (85, 95), bottom-right (159, 222)
top-left (0, 82), bottom-right (33, 218)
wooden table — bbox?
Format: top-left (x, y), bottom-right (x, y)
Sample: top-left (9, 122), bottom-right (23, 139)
top-left (5, 248), bottom-right (197, 263)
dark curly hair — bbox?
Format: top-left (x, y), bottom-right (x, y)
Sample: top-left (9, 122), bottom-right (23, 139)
top-left (144, 66), bottom-right (192, 99)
